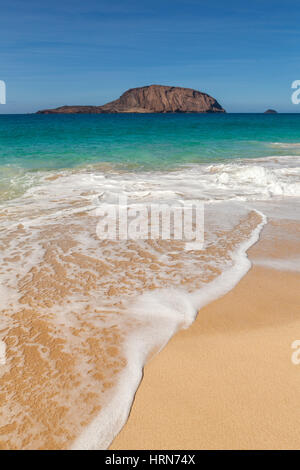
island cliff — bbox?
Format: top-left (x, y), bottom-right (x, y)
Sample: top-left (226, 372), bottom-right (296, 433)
top-left (36, 85), bottom-right (226, 114)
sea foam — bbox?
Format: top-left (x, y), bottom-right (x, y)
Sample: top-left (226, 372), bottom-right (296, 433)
top-left (0, 153), bottom-right (296, 449)
top-left (71, 210), bottom-right (267, 450)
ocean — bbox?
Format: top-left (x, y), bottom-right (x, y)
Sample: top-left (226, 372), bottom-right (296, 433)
top-left (1, 113), bottom-right (300, 179)
top-left (1, 113), bottom-right (300, 449)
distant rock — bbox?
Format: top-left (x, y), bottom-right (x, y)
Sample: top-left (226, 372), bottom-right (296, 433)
top-left (264, 109), bottom-right (278, 114)
top-left (36, 85), bottom-right (226, 114)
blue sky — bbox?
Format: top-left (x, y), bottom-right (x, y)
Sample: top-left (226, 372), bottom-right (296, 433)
top-left (1, 0), bottom-right (299, 113)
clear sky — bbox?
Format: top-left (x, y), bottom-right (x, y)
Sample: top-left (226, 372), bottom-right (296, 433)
top-left (1, 0), bottom-right (300, 113)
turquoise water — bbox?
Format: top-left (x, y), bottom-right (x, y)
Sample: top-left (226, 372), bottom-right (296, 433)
top-left (1, 113), bottom-right (300, 200)
top-left (1, 113), bottom-right (300, 169)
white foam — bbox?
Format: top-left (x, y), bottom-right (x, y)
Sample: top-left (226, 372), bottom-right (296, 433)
top-left (253, 257), bottom-right (300, 272)
top-left (0, 154), bottom-right (296, 449)
top-left (270, 142), bottom-right (300, 149)
top-left (71, 289), bottom-right (197, 450)
top-left (0, 340), bottom-right (6, 366)
top-left (2, 155), bottom-right (300, 220)
top-left (71, 210), bottom-right (267, 450)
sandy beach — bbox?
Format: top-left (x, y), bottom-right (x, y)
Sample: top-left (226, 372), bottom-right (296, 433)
top-left (1, 0), bottom-right (300, 452)
top-left (111, 223), bottom-right (300, 450)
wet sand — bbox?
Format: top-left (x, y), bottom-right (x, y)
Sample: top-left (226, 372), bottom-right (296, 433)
top-left (111, 264), bottom-right (300, 449)
top-left (1, 201), bottom-right (299, 449)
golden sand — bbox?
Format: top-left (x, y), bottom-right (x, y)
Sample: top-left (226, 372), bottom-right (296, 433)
top-left (1, 197), bottom-right (296, 450)
top-left (111, 220), bottom-right (300, 450)
top-left (0, 198), bottom-right (265, 450)
top-left (0, 222), bottom-right (128, 450)
top-left (111, 265), bottom-right (300, 450)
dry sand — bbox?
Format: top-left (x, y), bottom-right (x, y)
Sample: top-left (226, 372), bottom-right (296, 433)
top-left (111, 264), bottom-right (300, 449)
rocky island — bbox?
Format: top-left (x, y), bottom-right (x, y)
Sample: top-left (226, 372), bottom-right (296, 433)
top-left (264, 109), bottom-right (278, 114)
top-left (36, 85), bottom-right (226, 114)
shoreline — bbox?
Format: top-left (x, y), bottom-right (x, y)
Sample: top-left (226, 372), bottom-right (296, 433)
top-left (110, 255), bottom-right (300, 449)
top-left (72, 210), bottom-right (266, 449)
top-left (1, 148), bottom-right (300, 448)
